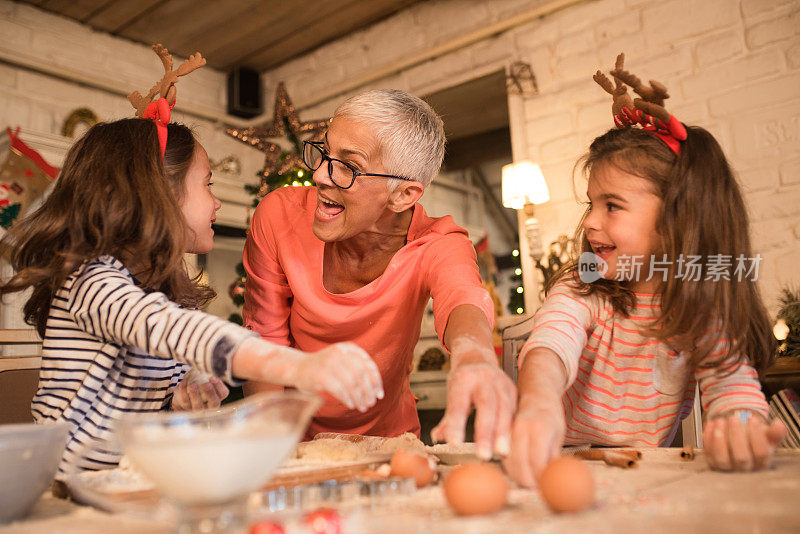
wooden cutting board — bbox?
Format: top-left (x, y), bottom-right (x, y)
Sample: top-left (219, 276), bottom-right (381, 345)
top-left (264, 432), bottom-right (394, 488)
top-left (311, 432), bottom-right (390, 450)
top-left (263, 455), bottom-right (391, 489)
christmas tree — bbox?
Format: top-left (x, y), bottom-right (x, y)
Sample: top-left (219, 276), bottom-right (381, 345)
top-left (223, 84), bottom-right (327, 325)
top-left (226, 120), bottom-right (321, 324)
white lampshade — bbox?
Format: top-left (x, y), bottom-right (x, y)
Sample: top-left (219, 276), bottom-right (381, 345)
top-left (501, 161), bottom-right (550, 209)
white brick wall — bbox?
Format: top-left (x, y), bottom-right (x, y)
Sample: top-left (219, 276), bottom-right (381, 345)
top-left (259, 0), bottom-right (800, 313)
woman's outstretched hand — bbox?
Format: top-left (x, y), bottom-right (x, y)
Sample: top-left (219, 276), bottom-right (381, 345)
top-left (702, 411), bottom-right (787, 471)
top-left (431, 358), bottom-right (517, 461)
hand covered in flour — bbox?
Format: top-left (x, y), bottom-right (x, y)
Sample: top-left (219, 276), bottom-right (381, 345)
top-left (503, 398), bottom-right (565, 488)
top-left (431, 337), bottom-right (517, 461)
top-left (233, 338), bottom-right (384, 413)
top-left (702, 410), bottom-right (787, 471)
top-left (285, 342), bottom-right (384, 412)
top-left (504, 346), bottom-right (568, 487)
top-left (171, 371), bottom-right (229, 411)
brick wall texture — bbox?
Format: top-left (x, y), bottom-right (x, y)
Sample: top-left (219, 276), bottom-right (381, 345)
top-left (261, 0), bottom-right (800, 312)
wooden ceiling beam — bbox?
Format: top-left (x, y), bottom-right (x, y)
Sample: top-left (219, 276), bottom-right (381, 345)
top-left (234, 0), bottom-right (423, 71)
top-left (85, 0), bottom-right (163, 33)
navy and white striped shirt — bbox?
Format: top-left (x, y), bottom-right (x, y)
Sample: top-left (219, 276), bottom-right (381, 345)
top-left (32, 255), bottom-right (257, 478)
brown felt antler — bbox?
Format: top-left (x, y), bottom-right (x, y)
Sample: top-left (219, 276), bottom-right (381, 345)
top-left (128, 44), bottom-right (207, 117)
top-left (633, 98), bottom-right (671, 125)
top-left (593, 69), bottom-right (633, 119)
top-left (592, 52), bottom-right (687, 154)
top-left (610, 53), bottom-right (669, 107)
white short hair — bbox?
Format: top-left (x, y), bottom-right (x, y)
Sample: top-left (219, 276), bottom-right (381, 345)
top-left (334, 89), bottom-right (445, 188)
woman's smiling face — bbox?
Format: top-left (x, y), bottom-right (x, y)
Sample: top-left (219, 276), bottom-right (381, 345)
top-left (582, 162), bottom-right (663, 291)
top-left (311, 116), bottom-right (396, 243)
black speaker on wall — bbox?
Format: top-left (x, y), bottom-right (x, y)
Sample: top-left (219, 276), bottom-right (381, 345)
top-left (227, 67), bottom-right (262, 118)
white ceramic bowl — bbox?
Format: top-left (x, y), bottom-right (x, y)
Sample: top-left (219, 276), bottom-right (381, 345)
top-left (0, 422), bottom-right (69, 523)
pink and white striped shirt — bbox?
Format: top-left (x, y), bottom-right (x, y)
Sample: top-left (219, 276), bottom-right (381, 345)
top-left (519, 280), bottom-right (769, 447)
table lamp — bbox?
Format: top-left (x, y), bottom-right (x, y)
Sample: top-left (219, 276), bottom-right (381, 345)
top-left (501, 160), bottom-right (550, 260)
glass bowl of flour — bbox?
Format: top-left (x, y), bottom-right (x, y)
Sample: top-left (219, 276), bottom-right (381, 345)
top-left (114, 391), bottom-right (320, 533)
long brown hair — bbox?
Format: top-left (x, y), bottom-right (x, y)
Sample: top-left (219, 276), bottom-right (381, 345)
top-left (552, 126), bottom-right (776, 373)
top-left (0, 118), bottom-right (215, 337)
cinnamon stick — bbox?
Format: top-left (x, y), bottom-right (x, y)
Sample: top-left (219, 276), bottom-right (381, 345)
top-left (575, 449), bottom-right (605, 461)
top-left (575, 448), bottom-right (641, 461)
top-left (603, 451), bottom-right (638, 469)
top-left (680, 445), bottom-right (694, 461)
top-left (575, 449), bottom-right (638, 468)
top-left (615, 448), bottom-right (642, 460)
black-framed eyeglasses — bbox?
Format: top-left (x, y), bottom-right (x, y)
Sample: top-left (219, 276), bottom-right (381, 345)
top-left (302, 141), bottom-right (413, 190)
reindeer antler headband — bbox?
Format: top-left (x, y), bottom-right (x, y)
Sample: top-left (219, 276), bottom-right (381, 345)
top-left (128, 44), bottom-right (206, 157)
top-left (593, 53), bottom-right (687, 155)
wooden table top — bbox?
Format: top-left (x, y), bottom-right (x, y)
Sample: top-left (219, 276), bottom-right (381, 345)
top-left (3, 448), bottom-right (799, 534)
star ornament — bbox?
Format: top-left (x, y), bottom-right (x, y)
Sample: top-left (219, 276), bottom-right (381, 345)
top-left (225, 82), bottom-right (329, 180)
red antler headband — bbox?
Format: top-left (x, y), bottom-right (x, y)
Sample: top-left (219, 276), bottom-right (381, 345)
top-left (593, 53), bottom-right (687, 155)
top-left (128, 44), bottom-right (206, 157)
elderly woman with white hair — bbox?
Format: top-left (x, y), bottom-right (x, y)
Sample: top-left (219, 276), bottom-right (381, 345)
top-left (243, 89), bottom-right (516, 459)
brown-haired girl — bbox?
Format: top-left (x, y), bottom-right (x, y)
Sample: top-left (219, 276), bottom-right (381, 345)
top-left (505, 57), bottom-right (786, 487)
top-left (0, 118), bottom-right (383, 478)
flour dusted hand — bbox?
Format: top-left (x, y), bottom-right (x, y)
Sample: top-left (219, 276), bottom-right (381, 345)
top-left (172, 372), bottom-right (229, 411)
top-left (281, 342), bottom-right (384, 412)
top-left (232, 338), bottom-right (384, 412)
top-left (504, 401), bottom-right (565, 488)
top-left (431, 330), bottom-right (517, 462)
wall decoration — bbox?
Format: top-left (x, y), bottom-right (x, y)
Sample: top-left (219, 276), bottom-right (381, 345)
top-left (506, 61), bottom-right (538, 96)
top-left (61, 108), bottom-right (99, 138)
top-left (225, 82), bottom-right (328, 196)
top-left (535, 234), bottom-right (575, 301)
top-left (776, 287), bottom-right (800, 359)
top-left (0, 127), bottom-right (58, 234)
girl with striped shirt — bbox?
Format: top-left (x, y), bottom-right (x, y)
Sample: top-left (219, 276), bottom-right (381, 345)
top-left (0, 119), bottom-right (383, 478)
top-left (505, 124), bottom-right (787, 488)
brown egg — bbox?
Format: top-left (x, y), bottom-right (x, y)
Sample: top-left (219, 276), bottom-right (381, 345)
top-left (537, 456), bottom-right (595, 513)
top-left (389, 450), bottom-right (436, 487)
top-left (443, 462), bottom-right (509, 516)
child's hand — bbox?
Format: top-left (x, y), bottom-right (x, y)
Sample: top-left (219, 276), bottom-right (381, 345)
top-left (702, 411), bottom-right (787, 471)
top-left (290, 343), bottom-right (384, 413)
top-left (503, 401), bottom-right (566, 488)
top-left (233, 338), bottom-right (384, 412)
top-left (172, 375), bottom-right (229, 411)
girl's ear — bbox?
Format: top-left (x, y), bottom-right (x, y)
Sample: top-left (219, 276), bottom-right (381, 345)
top-left (388, 181), bottom-right (424, 212)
